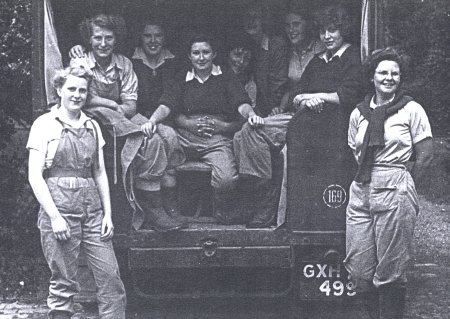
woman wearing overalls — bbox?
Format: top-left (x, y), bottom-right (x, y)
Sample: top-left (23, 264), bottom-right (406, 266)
top-left (27, 67), bottom-right (126, 319)
top-left (71, 14), bottom-right (186, 231)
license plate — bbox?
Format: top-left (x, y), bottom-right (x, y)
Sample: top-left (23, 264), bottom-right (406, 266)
top-left (299, 263), bottom-right (356, 298)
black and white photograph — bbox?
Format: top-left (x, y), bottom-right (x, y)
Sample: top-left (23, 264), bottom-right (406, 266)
top-left (0, 0), bottom-right (448, 318)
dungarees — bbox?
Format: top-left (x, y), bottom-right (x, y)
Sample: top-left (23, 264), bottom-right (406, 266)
top-left (89, 66), bottom-right (184, 192)
top-left (39, 120), bottom-right (126, 318)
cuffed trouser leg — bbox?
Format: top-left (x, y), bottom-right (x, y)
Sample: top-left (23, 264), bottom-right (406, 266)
top-left (134, 133), bottom-right (168, 191)
top-left (233, 113), bottom-right (291, 180)
top-left (156, 124), bottom-right (186, 170)
top-left (344, 168), bottom-right (418, 293)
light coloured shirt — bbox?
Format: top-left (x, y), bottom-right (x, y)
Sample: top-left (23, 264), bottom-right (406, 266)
top-left (70, 51), bottom-right (138, 101)
top-left (348, 97), bottom-right (432, 166)
top-left (244, 76), bottom-right (257, 108)
top-left (131, 47), bottom-right (175, 71)
top-left (319, 43), bottom-right (351, 63)
top-left (27, 105), bottom-right (105, 169)
top-left (185, 64), bottom-right (222, 84)
top-left (288, 39), bottom-right (325, 86)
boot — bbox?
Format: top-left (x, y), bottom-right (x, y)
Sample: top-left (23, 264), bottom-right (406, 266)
top-left (49, 311), bottom-right (72, 319)
top-left (359, 289), bottom-right (380, 319)
top-left (246, 178), bottom-right (279, 228)
top-left (379, 283), bottom-right (406, 319)
top-left (135, 189), bottom-right (187, 232)
top-left (213, 190), bottom-right (243, 224)
top-left (161, 187), bottom-right (192, 223)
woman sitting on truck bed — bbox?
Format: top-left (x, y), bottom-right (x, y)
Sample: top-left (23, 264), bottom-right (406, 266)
top-left (70, 14), bottom-right (186, 232)
top-left (146, 33), bottom-right (264, 224)
top-left (233, 4), bottom-right (365, 228)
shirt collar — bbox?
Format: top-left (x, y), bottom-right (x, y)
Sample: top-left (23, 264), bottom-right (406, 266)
top-left (51, 104), bottom-right (91, 127)
top-left (319, 43), bottom-right (351, 63)
top-left (261, 34), bottom-right (269, 51)
top-left (132, 47), bottom-right (175, 70)
top-left (369, 94), bottom-right (396, 109)
top-left (86, 51), bottom-right (123, 71)
top-left (292, 39), bottom-right (318, 57)
top-left (185, 64), bottom-right (222, 83)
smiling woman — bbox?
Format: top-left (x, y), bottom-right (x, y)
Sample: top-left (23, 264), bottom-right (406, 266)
top-left (27, 66), bottom-right (126, 319)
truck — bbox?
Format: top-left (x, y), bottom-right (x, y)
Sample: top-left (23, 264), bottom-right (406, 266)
top-left (31, 0), bottom-right (388, 312)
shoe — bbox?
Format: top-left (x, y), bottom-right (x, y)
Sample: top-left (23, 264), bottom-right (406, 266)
top-left (379, 283), bottom-right (406, 319)
top-left (49, 311), bottom-right (72, 319)
top-left (359, 289), bottom-right (380, 319)
top-left (135, 189), bottom-right (187, 232)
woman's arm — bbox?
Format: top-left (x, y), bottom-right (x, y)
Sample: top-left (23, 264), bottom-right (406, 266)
top-left (28, 150), bottom-right (70, 240)
top-left (87, 95), bottom-right (136, 119)
top-left (238, 103), bottom-right (264, 127)
top-left (141, 105), bottom-right (172, 137)
top-left (92, 147), bottom-right (114, 241)
top-left (410, 138), bottom-right (433, 182)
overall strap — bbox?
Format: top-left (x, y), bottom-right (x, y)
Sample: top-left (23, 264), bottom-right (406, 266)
top-left (86, 119), bottom-right (100, 170)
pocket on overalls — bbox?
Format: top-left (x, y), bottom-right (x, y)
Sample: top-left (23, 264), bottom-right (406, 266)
top-left (85, 185), bottom-right (103, 214)
top-left (47, 178), bottom-right (77, 213)
top-left (370, 171), bottom-right (407, 214)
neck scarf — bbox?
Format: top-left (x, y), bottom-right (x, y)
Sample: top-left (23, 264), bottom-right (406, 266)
top-left (354, 90), bottom-right (413, 183)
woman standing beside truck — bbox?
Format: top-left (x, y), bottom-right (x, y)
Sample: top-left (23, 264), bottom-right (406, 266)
top-left (345, 48), bottom-right (433, 319)
top-left (27, 67), bottom-right (126, 319)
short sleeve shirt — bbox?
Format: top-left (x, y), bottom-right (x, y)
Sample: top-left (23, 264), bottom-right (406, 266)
top-left (26, 105), bottom-right (105, 169)
top-left (70, 52), bottom-right (138, 101)
top-left (348, 98), bottom-right (433, 165)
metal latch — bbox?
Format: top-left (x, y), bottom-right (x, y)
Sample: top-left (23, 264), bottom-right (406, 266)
top-left (201, 238), bottom-right (218, 258)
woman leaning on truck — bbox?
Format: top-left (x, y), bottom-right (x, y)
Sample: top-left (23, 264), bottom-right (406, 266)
top-left (345, 48), bottom-right (433, 319)
top-left (27, 67), bottom-right (126, 319)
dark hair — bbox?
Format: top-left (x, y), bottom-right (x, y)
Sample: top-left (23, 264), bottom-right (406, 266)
top-left (187, 33), bottom-right (217, 54)
top-left (313, 5), bottom-right (352, 41)
top-left (284, 5), bottom-right (315, 44)
top-left (225, 31), bottom-right (257, 56)
top-left (79, 14), bottom-right (127, 50)
top-left (244, 1), bottom-right (271, 33)
top-left (53, 66), bottom-right (92, 90)
top-left (367, 47), bottom-right (404, 87)
top-left (225, 30), bottom-right (257, 75)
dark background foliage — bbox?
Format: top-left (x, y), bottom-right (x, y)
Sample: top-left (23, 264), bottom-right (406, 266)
top-left (385, 0), bottom-right (450, 136)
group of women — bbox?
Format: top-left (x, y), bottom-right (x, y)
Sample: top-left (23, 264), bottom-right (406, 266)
top-left (27, 2), bottom-right (432, 319)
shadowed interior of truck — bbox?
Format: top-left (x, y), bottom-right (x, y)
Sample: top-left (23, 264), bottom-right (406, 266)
top-left (48, 0), bottom-right (361, 233)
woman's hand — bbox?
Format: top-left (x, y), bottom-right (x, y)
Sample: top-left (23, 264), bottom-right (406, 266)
top-left (247, 113), bottom-right (264, 127)
top-left (293, 93), bottom-right (325, 113)
top-left (69, 45), bottom-right (86, 59)
top-left (269, 107), bottom-right (284, 116)
top-left (51, 215), bottom-right (71, 241)
top-left (100, 216), bottom-right (114, 242)
top-left (141, 120), bottom-right (157, 138)
top-left (196, 116), bottom-right (215, 137)
top-left (304, 97), bottom-right (325, 113)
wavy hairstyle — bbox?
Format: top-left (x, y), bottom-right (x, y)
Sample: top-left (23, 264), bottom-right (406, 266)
top-left (53, 66), bottom-right (92, 90)
top-left (79, 14), bottom-right (127, 51)
top-left (313, 5), bottom-right (352, 41)
top-left (366, 47), bottom-right (404, 90)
